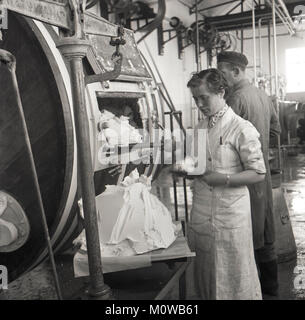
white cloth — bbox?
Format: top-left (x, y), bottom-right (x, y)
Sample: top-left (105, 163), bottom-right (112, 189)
top-left (98, 110), bottom-right (143, 145)
top-left (108, 174), bottom-right (177, 254)
top-left (188, 107), bottom-right (264, 300)
top-left (75, 170), bottom-right (177, 257)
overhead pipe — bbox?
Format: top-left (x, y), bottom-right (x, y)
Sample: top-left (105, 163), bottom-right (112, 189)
top-left (198, 0), bottom-right (241, 13)
top-left (236, 29), bottom-right (290, 40)
top-left (263, 0), bottom-right (295, 34)
top-left (187, 0), bottom-right (205, 14)
top-left (205, 0), bottom-right (299, 33)
top-left (265, 0), bottom-right (295, 35)
top-left (273, 2), bottom-right (295, 35)
top-left (277, 0), bottom-right (296, 28)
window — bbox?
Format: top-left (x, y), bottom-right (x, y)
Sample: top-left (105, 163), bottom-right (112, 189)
top-left (286, 47), bottom-right (305, 93)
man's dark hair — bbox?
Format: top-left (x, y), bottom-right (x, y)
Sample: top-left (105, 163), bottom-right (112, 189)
top-left (187, 68), bottom-right (228, 95)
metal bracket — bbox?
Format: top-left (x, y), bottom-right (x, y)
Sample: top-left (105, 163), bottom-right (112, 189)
top-left (157, 19), bottom-right (192, 59)
top-left (111, 0), bottom-right (156, 27)
top-left (85, 25), bottom-right (125, 84)
top-left (68, 0), bottom-right (85, 38)
top-left (85, 52), bottom-right (123, 84)
top-left (135, 0), bottom-right (166, 44)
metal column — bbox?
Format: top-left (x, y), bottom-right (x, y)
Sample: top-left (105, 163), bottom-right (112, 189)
top-left (268, 21), bottom-right (273, 95)
top-left (258, 18), bottom-right (263, 75)
top-left (57, 39), bottom-right (111, 300)
top-left (272, 0), bottom-right (279, 103)
top-left (241, 0), bottom-right (244, 53)
top-left (271, 0), bottom-right (282, 171)
top-left (195, 0), bottom-right (201, 72)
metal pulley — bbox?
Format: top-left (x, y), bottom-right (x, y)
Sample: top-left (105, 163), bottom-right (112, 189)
top-left (187, 21), bottom-right (236, 55)
top-left (187, 21), bottom-right (217, 51)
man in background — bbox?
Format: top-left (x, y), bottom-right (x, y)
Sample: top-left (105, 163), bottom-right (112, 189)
top-left (217, 51), bottom-right (281, 297)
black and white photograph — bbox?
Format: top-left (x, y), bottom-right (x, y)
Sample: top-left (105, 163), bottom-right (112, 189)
top-left (0, 0), bottom-right (305, 307)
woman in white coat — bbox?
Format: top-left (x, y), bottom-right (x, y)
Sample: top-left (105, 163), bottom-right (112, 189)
top-left (186, 69), bottom-right (266, 300)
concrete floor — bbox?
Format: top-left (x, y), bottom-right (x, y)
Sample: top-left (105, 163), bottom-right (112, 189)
top-left (1, 152), bottom-right (305, 300)
top-left (277, 152), bottom-right (305, 300)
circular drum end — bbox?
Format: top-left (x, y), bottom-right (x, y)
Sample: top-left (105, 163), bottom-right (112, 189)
top-left (0, 191), bottom-right (30, 253)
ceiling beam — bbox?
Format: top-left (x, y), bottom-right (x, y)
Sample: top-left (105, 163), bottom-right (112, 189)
top-left (205, 1), bottom-right (303, 32)
top-left (198, 0), bottom-right (241, 13)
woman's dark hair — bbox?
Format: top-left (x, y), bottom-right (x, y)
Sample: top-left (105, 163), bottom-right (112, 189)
top-left (187, 68), bottom-right (228, 95)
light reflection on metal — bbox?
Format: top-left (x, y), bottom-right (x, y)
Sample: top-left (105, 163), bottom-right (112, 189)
top-left (0, 0), bottom-right (120, 37)
top-left (84, 11), bottom-right (118, 37)
top-left (0, 0), bottom-right (72, 30)
top-left (265, 0), bottom-right (295, 36)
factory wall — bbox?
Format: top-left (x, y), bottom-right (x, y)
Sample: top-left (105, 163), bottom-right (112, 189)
top-left (225, 25), bottom-right (305, 102)
top-left (135, 1), bottom-right (207, 129)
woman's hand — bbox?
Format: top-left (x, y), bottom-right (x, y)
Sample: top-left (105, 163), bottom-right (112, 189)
top-left (202, 171), bottom-right (226, 186)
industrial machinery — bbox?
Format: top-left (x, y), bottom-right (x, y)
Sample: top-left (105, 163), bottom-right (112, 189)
top-left (0, 7), bottom-right (164, 282)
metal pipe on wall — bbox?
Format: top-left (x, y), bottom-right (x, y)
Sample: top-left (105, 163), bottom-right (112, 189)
top-left (272, 0), bottom-right (279, 101)
top-left (258, 18), bottom-right (263, 74)
top-left (268, 21), bottom-right (273, 95)
top-left (241, 0), bottom-right (244, 53)
top-left (271, 0), bottom-right (282, 170)
top-left (236, 31), bottom-right (290, 40)
top-left (195, 0), bottom-right (201, 72)
top-left (252, 1), bottom-right (257, 85)
top-left (195, 0), bottom-right (202, 122)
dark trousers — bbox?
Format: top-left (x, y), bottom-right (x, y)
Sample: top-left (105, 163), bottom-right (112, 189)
top-left (255, 242), bottom-right (277, 263)
top-left (255, 243), bottom-right (279, 296)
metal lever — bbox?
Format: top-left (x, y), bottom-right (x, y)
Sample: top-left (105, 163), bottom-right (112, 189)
top-left (0, 49), bottom-right (63, 300)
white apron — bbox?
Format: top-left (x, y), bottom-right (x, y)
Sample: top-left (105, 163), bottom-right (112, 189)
top-left (188, 108), bottom-right (264, 300)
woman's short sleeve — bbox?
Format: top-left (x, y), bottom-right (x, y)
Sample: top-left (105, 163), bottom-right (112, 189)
top-left (237, 124), bottom-right (266, 174)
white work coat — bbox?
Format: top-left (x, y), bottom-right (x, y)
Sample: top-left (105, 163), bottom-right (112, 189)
top-left (188, 107), bottom-right (265, 300)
